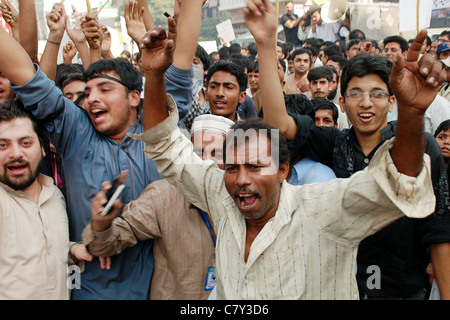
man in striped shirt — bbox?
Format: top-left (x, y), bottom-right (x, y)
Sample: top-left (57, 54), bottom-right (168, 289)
top-left (133, 1), bottom-right (447, 299)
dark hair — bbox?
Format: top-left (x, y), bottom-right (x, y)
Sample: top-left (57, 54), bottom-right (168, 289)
top-left (277, 41), bottom-right (290, 59)
top-left (290, 48), bottom-right (313, 66)
top-left (284, 94), bottom-right (314, 118)
top-left (321, 41), bottom-right (334, 48)
top-left (223, 117), bottom-right (290, 168)
top-left (439, 30), bottom-right (450, 39)
top-left (309, 6), bottom-right (321, 15)
top-left (196, 44), bottom-right (214, 71)
top-left (55, 63), bottom-right (84, 88)
top-left (247, 42), bottom-right (258, 57)
top-left (435, 119), bottom-right (450, 137)
top-left (304, 45), bottom-right (319, 58)
top-left (340, 54), bottom-right (393, 97)
top-left (228, 43), bottom-right (242, 58)
top-left (0, 98), bottom-right (44, 145)
top-left (327, 55), bottom-right (348, 71)
top-left (218, 46), bottom-right (229, 60)
top-left (311, 98), bottom-right (339, 123)
top-left (328, 66), bottom-right (339, 83)
top-left (383, 35), bottom-right (409, 53)
top-left (303, 38), bottom-right (322, 48)
top-left (349, 29), bottom-right (366, 40)
top-left (323, 44), bottom-right (342, 58)
top-left (346, 39), bottom-right (360, 51)
top-left (307, 66), bottom-right (334, 82)
top-left (84, 58), bottom-right (143, 93)
top-left (61, 72), bottom-right (85, 91)
top-left (278, 58), bottom-right (286, 73)
top-left (206, 60), bottom-right (248, 93)
top-left (247, 60), bottom-right (259, 74)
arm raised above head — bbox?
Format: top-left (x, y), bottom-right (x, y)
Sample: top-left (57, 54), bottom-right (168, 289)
top-left (140, 19), bottom-right (177, 131)
top-left (244, 0), bottom-right (298, 141)
top-left (18, 0), bottom-right (38, 64)
top-left (172, 0), bottom-right (204, 71)
top-left (0, 22), bottom-right (36, 86)
top-left (389, 30), bottom-right (450, 177)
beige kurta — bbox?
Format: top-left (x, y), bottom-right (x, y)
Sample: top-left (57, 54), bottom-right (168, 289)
top-left (0, 174), bottom-right (69, 300)
top-left (83, 179), bottom-right (216, 300)
top-left (133, 94), bottom-right (435, 300)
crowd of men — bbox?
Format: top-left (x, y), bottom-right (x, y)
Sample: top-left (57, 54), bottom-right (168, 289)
top-left (0, 0), bottom-right (449, 301)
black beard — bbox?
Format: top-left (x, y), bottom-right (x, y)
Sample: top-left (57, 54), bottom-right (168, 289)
top-left (1, 158), bottom-right (42, 191)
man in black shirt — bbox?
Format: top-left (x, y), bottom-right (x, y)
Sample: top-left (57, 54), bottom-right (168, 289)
top-left (280, 1), bottom-right (303, 47)
top-left (250, 1), bottom-right (450, 299)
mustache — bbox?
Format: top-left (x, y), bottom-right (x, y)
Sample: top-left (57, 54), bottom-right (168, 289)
top-left (5, 159), bottom-right (29, 166)
top-left (233, 187), bottom-right (262, 199)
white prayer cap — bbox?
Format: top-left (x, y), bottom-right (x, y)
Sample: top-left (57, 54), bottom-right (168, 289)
top-left (191, 114), bottom-right (235, 135)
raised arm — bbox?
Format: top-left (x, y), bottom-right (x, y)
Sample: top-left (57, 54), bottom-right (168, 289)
top-left (39, 3), bottom-right (66, 81)
top-left (81, 13), bottom-right (103, 65)
top-left (18, 0), bottom-right (38, 63)
top-left (101, 26), bottom-right (114, 60)
top-left (0, 0), bottom-right (20, 42)
top-left (65, 6), bottom-right (91, 71)
top-left (172, 0), bottom-right (204, 71)
top-left (389, 30), bottom-right (450, 177)
top-left (138, 0), bottom-right (154, 31)
top-left (124, 1), bottom-right (147, 49)
top-left (140, 18), bottom-right (177, 130)
top-left (244, 0), bottom-right (298, 140)
top-left (0, 17), bottom-right (36, 85)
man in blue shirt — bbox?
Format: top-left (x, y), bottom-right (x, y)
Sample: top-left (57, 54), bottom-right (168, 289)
top-left (0, 17), bottom-right (195, 300)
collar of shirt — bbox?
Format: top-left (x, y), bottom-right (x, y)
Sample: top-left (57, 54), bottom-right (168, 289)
top-left (0, 174), bottom-right (56, 204)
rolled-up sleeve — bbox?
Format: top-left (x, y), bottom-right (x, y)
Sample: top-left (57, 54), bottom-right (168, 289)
top-left (131, 94), bottom-right (225, 221)
top-left (301, 138), bottom-right (436, 244)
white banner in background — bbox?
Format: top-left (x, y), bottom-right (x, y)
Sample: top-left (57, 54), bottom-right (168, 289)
top-left (399, 0), bottom-right (434, 32)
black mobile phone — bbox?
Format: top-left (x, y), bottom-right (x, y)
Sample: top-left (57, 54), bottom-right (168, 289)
top-left (105, 174), bottom-right (122, 199)
top-left (101, 184), bottom-right (127, 216)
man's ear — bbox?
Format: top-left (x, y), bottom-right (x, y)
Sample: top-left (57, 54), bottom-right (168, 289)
top-left (388, 95), bottom-right (396, 113)
top-left (238, 90), bottom-right (247, 104)
top-left (339, 95), bottom-right (346, 113)
top-left (128, 90), bottom-right (142, 109)
top-left (278, 161), bottom-right (290, 183)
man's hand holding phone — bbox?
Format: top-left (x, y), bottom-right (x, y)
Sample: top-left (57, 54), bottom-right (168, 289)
top-left (91, 170), bottom-right (128, 232)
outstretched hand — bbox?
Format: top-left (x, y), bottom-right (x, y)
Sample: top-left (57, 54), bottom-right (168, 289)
top-left (390, 30), bottom-right (450, 113)
top-left (139, 16), bottom-right (176, 75)
top-left (244, 0), bottom-right (277, 45)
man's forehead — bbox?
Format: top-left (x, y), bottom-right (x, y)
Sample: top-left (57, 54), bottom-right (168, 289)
top-left (225, 132), bottom-right (275, 163)
top-left (209, 71), bottom-right (239, 85)
top-left (86, 71), bottom-right (122, 86)
top-left (192, 130), bottom-right (226, 143)
top-left (385, 42), bottom-right (401, 49)
top-left (294, 53), bottom-right (309, 60)
top-left (347, 74), bottom-right (388, 89)
top-left (312, 78), bottom-right (329, 83)
top-left (0, 118), bottom-right (35, 139)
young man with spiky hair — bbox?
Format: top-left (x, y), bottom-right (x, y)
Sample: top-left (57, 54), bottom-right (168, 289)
top-left (253, 0), bottom-right (450, 300)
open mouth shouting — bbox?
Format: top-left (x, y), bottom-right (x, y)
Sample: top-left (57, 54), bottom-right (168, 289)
top-left (358, 112), bottom-right (375, 123)
top-left (6, 160), bottom-right (29, 177)
top-left (234, 188), bottom-right (262, 213)
top-left (213, 99), bottom-right (228, 109)
top-left (90, 107), bottom-right (109, 124)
